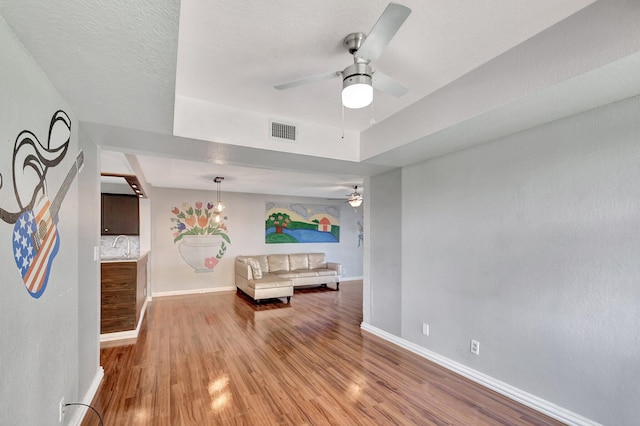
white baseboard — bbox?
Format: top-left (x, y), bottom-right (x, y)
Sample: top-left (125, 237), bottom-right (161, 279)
top-left (150, 282), bottom-right (364, 299)
top-left (68, 366), bottom-right (104, 426)
top-left (100, 298), bottom-right (148, 344)
top-left (342, 275), bottom-right (363, 281)
top-left (152, 285), bottom-right (236, 298)
top-left (360, 322), bottom-right (601, 426)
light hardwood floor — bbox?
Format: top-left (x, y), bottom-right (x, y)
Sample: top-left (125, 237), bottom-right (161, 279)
top-left (83, 281), bottom-right (563, 425)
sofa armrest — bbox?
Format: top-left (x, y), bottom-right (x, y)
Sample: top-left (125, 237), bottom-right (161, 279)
top-left (326, 262), bottom-right (342, 275)
top-left (235, 260), bottom-right (253, 280)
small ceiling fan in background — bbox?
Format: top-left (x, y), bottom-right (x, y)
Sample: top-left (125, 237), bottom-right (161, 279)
top-left (327, 185), bottom-right (364, 208)
top-left (275, 3), bottom-right (412, 109)
top-left (347, 185), bottom-right (364, 208)
top-left (326, 185), bottom-right (364, 208)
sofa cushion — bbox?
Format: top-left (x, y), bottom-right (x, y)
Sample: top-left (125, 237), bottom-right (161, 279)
top-left (268, 254), bottom-right (289, 272)
top-left (246, 257), bottom-right (262, 279)
top-left (273, 270), bottom-right (319, 279)
top-left (308, 253), bottom-right (327, 269)
top-left (243, 255), bottom-right (269, 272)
top-left (253, 255), bottom-right (269, 273)
top-left (288, 253), bottom-right (309, 271)
top-left (309, 269), bottom-right (338, 277)
top-left (248, 274), bottom-right (293, 290)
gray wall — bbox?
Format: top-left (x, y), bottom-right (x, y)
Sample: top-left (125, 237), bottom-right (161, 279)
top-left (367, 169), bottom-right (402, 334)
top-left (151, 188), bottom-right (364, 294)
top-left (0, 16), bottom-right (99, 424)
top-left (77, 124), bottom-right (101, 402)
top-left (367, 95), bottom-right (640, 425)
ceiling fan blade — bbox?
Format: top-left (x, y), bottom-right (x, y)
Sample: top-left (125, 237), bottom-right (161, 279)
top-left (355, 3), bottom-right (411, 63)
top-left (274, 71), bottom-right (341, 90)
top-left (372, 71), bottom-right (409, 97)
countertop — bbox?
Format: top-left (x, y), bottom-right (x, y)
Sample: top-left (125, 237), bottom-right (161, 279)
top-left (100, 250), bottom-right (149, 263)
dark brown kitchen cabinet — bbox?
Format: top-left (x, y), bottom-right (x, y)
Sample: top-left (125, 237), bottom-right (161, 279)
top-left (101, 193), bottom-right (139, 235)
top-left (100, 254), bottom-right (148, 334)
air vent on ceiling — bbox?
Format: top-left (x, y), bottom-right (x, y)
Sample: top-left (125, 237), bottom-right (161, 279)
top-left (270, 120), bottom-right (297, 142)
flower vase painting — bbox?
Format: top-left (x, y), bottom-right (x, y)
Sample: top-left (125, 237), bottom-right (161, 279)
top-left (170, 201), bottom-right (231, 272)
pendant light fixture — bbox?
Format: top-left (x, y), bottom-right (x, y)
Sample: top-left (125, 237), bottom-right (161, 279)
top-left (213, 176), bottom-right (225, 223)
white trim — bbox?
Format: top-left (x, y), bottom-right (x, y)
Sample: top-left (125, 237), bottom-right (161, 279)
top-left (68, 366), bottom-right (104, 426)
top-left (150, 282), bottom-right (361, 299)
top-left (100, 329), bottom-right (138, 343)
top-left (342, 275), bottom-right (363, 281)
top-left (360, 322), bottom-right (601, 426)
top-left (100, 298), bottom-right (148, 343)
top-left (152, 285), bottom-right (236, 298)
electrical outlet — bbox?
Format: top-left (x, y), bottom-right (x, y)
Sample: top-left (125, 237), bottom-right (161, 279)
top-left (470, 339), bottom-right (480, 355)
top-left (59, 397), bottom-right (66, 422)
top-left (422, 323), bottom-right (429, 336)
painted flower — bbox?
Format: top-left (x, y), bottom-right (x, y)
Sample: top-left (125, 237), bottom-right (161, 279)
top-left (205, 257), bottom-right (219, 269)
top-left (171, 201), bottom-right (230, 245)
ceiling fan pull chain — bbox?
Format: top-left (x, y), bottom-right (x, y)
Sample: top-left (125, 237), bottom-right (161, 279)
top-left (370, 96), bottom-right (376, 125)
top-left (341, 104), bottom-right (345, 139)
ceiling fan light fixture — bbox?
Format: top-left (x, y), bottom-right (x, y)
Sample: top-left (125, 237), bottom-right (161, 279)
top-left (347, 185), bottom-right (364, 208)
top-left (342, 63), bottom-right (373, 109)
top-left (342, 79), bottom-right (373, 109)
top-left (348, 197), bottom-right (363, 208)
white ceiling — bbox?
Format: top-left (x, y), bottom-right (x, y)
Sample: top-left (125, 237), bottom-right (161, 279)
top-left (5, 0), bottom-right (630, 200)
top-left (175, 0), bottom-right (595, 132)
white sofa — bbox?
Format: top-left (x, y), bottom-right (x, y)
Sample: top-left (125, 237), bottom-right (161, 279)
top-left (235, 253), bottom-right (342, 304)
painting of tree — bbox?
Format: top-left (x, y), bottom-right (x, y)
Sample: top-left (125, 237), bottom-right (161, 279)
top-left (266, 212), bottom-right (291, 234)
top-left (265, 202), bottom-right (340, 244)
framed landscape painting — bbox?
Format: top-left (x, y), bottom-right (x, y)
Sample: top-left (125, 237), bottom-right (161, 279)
top-left (265, 202), bottom-right (340, 244)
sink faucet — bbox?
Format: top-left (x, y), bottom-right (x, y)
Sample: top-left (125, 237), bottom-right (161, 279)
top-left (112, 235), bottom-right (131, 259)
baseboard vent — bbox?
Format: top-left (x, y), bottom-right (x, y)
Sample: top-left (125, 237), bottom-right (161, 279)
top-left (270, 120), bottom-right (297, 142)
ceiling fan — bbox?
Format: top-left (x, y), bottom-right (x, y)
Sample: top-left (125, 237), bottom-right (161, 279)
top-left (326, 185), bottom-right (364, 207)
top-left (274, 3), bottom-right (412, 109)
top-left (347, 186), bottom-right (364, 208)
